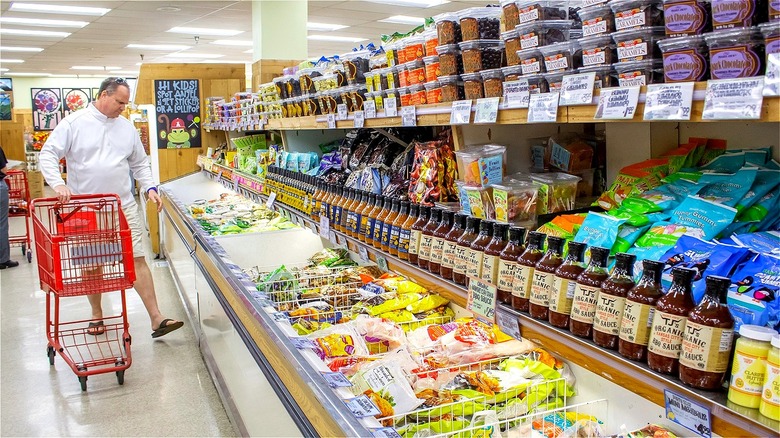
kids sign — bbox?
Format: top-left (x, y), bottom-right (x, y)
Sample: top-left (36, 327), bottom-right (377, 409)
top-left (155, 79), bottom-right (201, 149)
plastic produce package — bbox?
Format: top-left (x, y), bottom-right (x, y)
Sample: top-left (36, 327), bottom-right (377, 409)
top-left (351, 358), bottom-right (426, 419)
top-left (531, 172), bottom-right (581, 214)
top-left (727, 253), bottom-right (780, 331)
top-left (546, 134), bottom-right (595, 174)
top-left (456, 144), bottom-right (508, 188)
top-left (309, 323), bottom-right (371, 360)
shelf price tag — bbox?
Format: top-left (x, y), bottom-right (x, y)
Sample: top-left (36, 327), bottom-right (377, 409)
top-left (384, 98), bottom-right (398, 117)
top-left (290, 337), bottom-right (318, 350)
top-left (467, 276), bottom-right (497, 324)
top-left (401, 106), bottom-right (416, 126)
top-left (358, 246), bottom-right (369, 262)
top-left (503, 79), bottom-right (530, 108)
top-left (345, 395), bottom-right (381, 418)
top-left (371, 428), bottom-right (404, 438)
top-left (702, 77), bottom-right (764, 120)
top-left (644, 82), bottom-right (695, 121)
top-left (496, 309), bottom-right (521, 340)
top-left (664, 390), bottom-right (711, 438)
top-left (310, 222), bottom-right (318, 235)
top-left (765, 53), bottom-right (779, 97)
top-left (559, 72), bottom-right (596, 106)
top-left (271, 312), bottom-right (289, 323)
top-left (328, 230), bottom-right (339, 246)
top-left (527, 92), bottom-right (560, 123)
top-left (594, 86), bottom-right (641, 120)
top-left (353, 110), bottom-right (365, 128)
top-left (376, 255), bottom-right (389, 272)
top-left (337, 103), bottom-right (348, 120)
top-left (474, 97), bottom-right (501, 124)
top-left (364, 99), bottom-right (377, 119)
top-left (319, 216), bottom-right (330, 238)
top-left (265, 192), bottom-right (277, 209)
top-left (321, 371), bottom-right (353, 388)
top-left (326, 113), bottom-right (337, 129)
top-left (450, 100), bottom-right (472, 125)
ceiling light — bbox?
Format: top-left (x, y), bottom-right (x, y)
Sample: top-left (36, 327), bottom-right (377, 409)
top-left (307, 22), bottom-right (348, 31)
top-left (0, 59), bottom-right (25, 63)
top-left (0, 68), bottom-right (8, 72)
top-left (366, 0), bottom-right (449, 7)
top-left (167, 27), bottom-right (243, 37)
top-left (0, 46), bottom-right (44, 52)
top-left (243, 49), bottom-right (253, 54)
top-left (9, 3), bottom-right (110, 16)
top-left (379, 15), bottom-right (426, 25)
top-left (156, 6), bottom-right (181, 12)
top-left (0, 28), bottom-right (71, 37)
top-left (165, 53), bottom-right (225, 59)
top-left (6, 72), bottom-right (52, 77)
top-left (211, 40), bottom-right (253, 46)
top-left (0, 17), bottom-right (88, 28)
top-left (307, 35), bottom-right (367, 43)
top-left (127, 44), bottom-right (190, 51)
top-left (71, 66), bottom-right (122, 70)
top-left (112, 71), bottom-right (140, 75)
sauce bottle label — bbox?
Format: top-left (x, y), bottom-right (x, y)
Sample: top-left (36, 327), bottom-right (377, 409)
top-left (680, 321), bottom-right (733, 373)
top-left (465, 248), bottom-right (484, 278)
top-left (761, 357), bottom-right (780, 408)
top-left (442, 241), bottom-right (458, 268)
top-left (570, 284), bottom-right (600, 323)
top-left (730, 351), bottom-right (768, 398)
top-left (512, 266), bottom-right (534, 298)
top-left (550, 277), bottom-right (576, 314)
top-left (346, 212), bottom-right (356, 231)
top-left (360, 216), bottom-right (370, 235)
top-left (454, 245), bottom-right (469, 274)
top-left (481, 255), bottom-right (499, 284)
top-left (365, 218), bottom-right (376, 240)
top-left (398, 229), bottom-right (411, 254)
top-left (373, 221), bottom-right (384, 242)
top-left (389, 226), bottom-right (401, 250)
top-left (497, 260), bottom-right (517, 291)
top-left (380, 222), bottom-right (393, 247)
top-left (648, 311), bottom-right (687, 359)
top-left (418, 234), bottom-right (434, 261)
top-left (430, 236), bottom-right (445, 265)
top-left (409, 230), bottom-right (422, 255)
top-left (619, 301), bottom-right (654, 345)
top-left (530, 271), bottom-right (556, 307)
top-left (353, 213), bottom-right (363, 233)
top-left (593, 292), bottom-right (626, 336)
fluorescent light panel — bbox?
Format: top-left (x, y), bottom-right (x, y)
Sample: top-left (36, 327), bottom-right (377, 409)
top-left (167, 27), bottom-right (243, 36)
top-left (307, 35), bottom-right (367, 43)
top-left (0, 59), bottom-right (25, 63)
top-left (127, 44), bottom-right (190, 51)
top-left (0, 68), bottom-right (8, 72)
top-left (165, 53), bottom-right (224, 59)
top-left (243, 49), bottom-right (253, 54)
top-left (379, 15), bottom-right (426, 25)
top-left (112, 71), bottom-right (140, 75)
top-left (0, 17), bottom-right (89, 28)
top-left (9, 3), bottom-right (110, 16)
top-left (211, 40), bottom-right (253, 46)
top-left (366, 0), bottom-right (448, 7)
top-left (0, 28), bottom-right (71, 37)
top-left (6, 72), bottom-right (52, 76)
top-left (71, 66), bottom-right (122, 70)
top-left (0, 46), bottom-right (44, 52)
top-left (307, 22), bottom-right (348, 31)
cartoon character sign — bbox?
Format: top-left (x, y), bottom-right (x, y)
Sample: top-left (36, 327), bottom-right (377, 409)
top-left (154, 79), bottom-right (201, 149)
top-left (158, 114), bottom-right (199, 148)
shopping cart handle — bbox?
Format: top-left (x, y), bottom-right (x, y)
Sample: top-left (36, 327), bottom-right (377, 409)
top-left (30, 194), bottom-right (122, 223)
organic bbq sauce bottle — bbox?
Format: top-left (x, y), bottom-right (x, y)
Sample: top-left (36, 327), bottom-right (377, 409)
top-left (549, 241), bottom-right (587, 329)
top-left (619, 260), bottom-right (665, 361)
top-left (529, 236), bottom-right (565, 321)
top-left (364, 195), bottom-right (383, 245)
top-left (454, 217), bottom-right (481, 286)
top-left (418, 208), bottom-right (442, 270)
top-left (481, 223), bottom-right (509, 285)
top-left (409, 205), bottom-right (430, 265)
top-left (679, 276), bottom-right (735, 390)
top-left (398, 203), bottom-right (419, 261)
top-left (357, 193), bottom-right (376, 243)
top-left (466, 220), bottom-right (494, 287)
top-left (593, 252), bottom-right (637, 350)
top-left (441, 213), bottom-right (468, 280)
top-left (647, 267), bottom-right (697, 375)
top-left (430, 210), bottom-right (455, 275)
top-left (497, 226), bottom-right (527, 305)
top-left (380, 199), bottom-right (400, 253)
top-left (388, 201), bottom-right (409, 257)
top-left (512, 231), bottom-right (546, 313)
top-left (569, 246), bottom-right (610, 338)
top-left (372, 197), bottom-right (393, 249)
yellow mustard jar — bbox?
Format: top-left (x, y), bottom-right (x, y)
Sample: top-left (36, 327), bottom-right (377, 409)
top-left (760, 334), bottom-right (780, 421)
top-left (728, 325), bottom-right (777, 408)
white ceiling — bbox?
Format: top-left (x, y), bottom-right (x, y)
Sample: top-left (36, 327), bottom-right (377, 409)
top-left (0, 0), bottom-right (492, 78)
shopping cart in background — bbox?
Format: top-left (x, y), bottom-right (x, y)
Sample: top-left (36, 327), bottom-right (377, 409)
top-left (31, 194), bottom-right (135, 391)
top-left (5, 170), bottom-right (32, 262)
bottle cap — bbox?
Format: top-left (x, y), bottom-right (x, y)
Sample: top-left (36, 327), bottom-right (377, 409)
top-left (547, 236), bottom-right (565, 254)
top-left (527, 231), bottom-right (546, 247)
top-left (567, 241), bottom-right (586, 261)
top-left (738, 324), bottom-right (777, 342)
top-left (479, 220), bottom-right (493, 234)
top-left (590, 246), bottom-right (610, 266)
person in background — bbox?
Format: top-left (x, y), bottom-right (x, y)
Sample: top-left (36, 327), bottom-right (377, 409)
top-left (38, 77), bottom-right (183, 338)
top-left (0, 146), bottom-right (19, 269)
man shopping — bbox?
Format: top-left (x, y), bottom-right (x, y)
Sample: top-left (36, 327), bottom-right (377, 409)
top-left (39, 77), bottom-right (183, 338)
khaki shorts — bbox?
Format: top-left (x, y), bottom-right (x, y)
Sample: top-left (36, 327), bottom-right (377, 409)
top-left (122, 204), bottom-right (145, 258)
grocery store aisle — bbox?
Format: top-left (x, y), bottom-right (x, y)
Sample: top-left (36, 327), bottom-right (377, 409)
top-left (0, 199), bottom-right (236, 437)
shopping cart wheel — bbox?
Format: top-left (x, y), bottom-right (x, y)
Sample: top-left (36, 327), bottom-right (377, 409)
top-left (46, 346), bottom-right (55, 365)
top-left (26, 248), bottom-right (32, 263)
top-left (116, 370), bottom-right (125, 385)
top-left (78, 376), bottom-right (88, 391)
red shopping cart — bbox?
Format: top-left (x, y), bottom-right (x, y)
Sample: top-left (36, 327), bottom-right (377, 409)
top-left (31, 194), bottom-right (135, 391)
top-left (5, 170), bottom-right (32, 262)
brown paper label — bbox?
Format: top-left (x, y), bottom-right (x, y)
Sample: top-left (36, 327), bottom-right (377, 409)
top-left (497, 259), bottom-right (517, 290)
top-left (593, 292), bottom-right (626, 336)
top-left (465, 248), bottom-right (484, 278)
top-left (680, 321), bottom-right (734, 373)
top-left (429, 236), bottom-right (445, 265)
top-left (550, 276), bottom-right (575, 314)
top-left (418, 234), bottom-right (434, 261)
top-left (481, 255), bottom-right (499, 284)
top-left (648, 311), bottom-right (687, 359)
top-left (454, 245), bottom-right (469, 274)
top-left (442, 241), bottom-right (458, 268)
top-left (512, 265), bottom-right (534, 298)
top-left (530, 271), bottom-right (556, 307)
top-left (409, 230), bottom-right (422, 255)
top-left (570, 284), bottom-right (600, 323)
top-left (619, 301), bottom-right (654, 345)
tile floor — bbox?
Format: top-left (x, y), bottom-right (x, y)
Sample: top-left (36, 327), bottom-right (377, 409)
top-left (0, 198), bottom-right (237, 437)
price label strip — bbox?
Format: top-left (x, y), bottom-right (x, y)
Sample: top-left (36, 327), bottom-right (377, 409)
top-left (359, 246), bottom-right (370, 262)
top-left (265, 192), bottom-right (277, 209)
top-left (594, 86), bottom-right (641, 120)
top-left (496, 309), bottom-right (522, 340)
top-left (321, 371), bottom-right (353, 388)
top-left (559, 72), bottom-right (596, 106)
top-left (664, 390), bottom-right (712, 438)
top-left (337, 103), bottom-right (348, 120)
top-left (765, 53), bottom-right (779, 97)
top-left (474, 97), bottom-right (501, 124)
top-left (450, 100), bottom-right (472, 125)
top-left (467, 276), bottom-right (498, 324)
top-left (527, 92), bottom-right (560, 123)
top-left (364, 99), bottom-right (377, 119)
top-left (384, 98), bottom-right (398, 117)
top-left (401, 106), bottom-right (417, 126)
top-left (345, 395), bottom-right (381, 418)
top-left (319, 216), bottom-right (330, 238)
top-left (702, 77), bottom-right (765, 120)
top-left (644, 82), bottom-right (695, 121)
top-left (503, 79), bottom-right (530, 108)
top-left (327, 113), bottom-right (337, 129)
top-left (353, 110), bottom-right (365, 128)
top-left (371, 428), bottom-right (404, 438)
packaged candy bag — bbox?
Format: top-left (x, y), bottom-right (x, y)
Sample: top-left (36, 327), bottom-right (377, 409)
top-left (698, 167), bottom-right (758, 207)
top-left (620, 179), bottom-right (705, 215)
top-left (597, 159), bottom-right (668, 210)
top-left (669, 195), bottom-right (738, 240)
top-left (612, 222), bottom-right (652, 255)
top-left (699, 151), bottom-right (745, 173)
top-left (735, 169), bottom-right (780, 212)
top-left (732, 231), bottom-right (780, 256)
top-left (663, 170), bottom-right (703, 184)
top-left (573, 212), bottom-right (627, 253)
top-left (728, 253), bottom-right (780, 331)
top-left (660, 235), bottom-right (751, 303)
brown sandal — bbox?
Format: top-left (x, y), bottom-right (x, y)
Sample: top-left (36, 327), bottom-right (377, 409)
top-left (87, 321), bottom-right (105, 336)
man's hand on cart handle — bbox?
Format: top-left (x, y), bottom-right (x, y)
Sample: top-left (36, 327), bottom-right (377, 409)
top-left (148, 189), bottom-right (163, 212)
top-left (54, 185), bottom-right (72, 204)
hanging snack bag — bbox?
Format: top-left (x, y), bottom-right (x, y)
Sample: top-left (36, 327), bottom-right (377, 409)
top-left (728, 253), bottom-right (780, 331)
top-left (670, 195), bottom-right (739, 240)
top-left (698, 167), bottom-right (758, 206)
top-left (597, 158), bottom-right (669, 210)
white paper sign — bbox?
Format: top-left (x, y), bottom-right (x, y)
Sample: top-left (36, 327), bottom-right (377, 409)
top-left (371, 428), bottom-right (404, 438)
top-left (765, 53), bottom-right (780, 97)
top-left (359, 246), bottom-right (369, 262)
top-left (353, 110), bottom-right (365, 128)
top-left (559, 72), bottom-right (596, 106)
top-left (265, 192), bottom-right (277, 209)
top-left (474, 97), bottom-right (501, 124)
top-left (290, 337), bottom-right (317, 349)
top-left (594, 86), bottom-right (641, 120)
top-left (496, 309), bottom-right (522, 340)
top-left (326, 113), bottom-right (336, 129)
top-left (376, 255), bottom-right (389, 272)
top-left (321, 371), bottom-right (353, 388)
top-left (401, 106), bottom-right (416, 126)
top-left (664, 390), bottom-right (712, 438)
top-left (364, 99), bottom-right (377, 118)
top-left (644, 82), bottom-right (695, 121)
top-left (527, 92), bottom-right (560, 123)
top-left (319, 216), bottom-right (330, 238)
top-left (345, 395), bottom-right (381, 418)
top-left (450, 100), bottom-right (472, 125)
top-left (703, 77), bottom-right (765, 120)
top-left (271, 312), bottom-right (289, 323)
top-left (328, 230), bottom-right (338, 246)
top-left (337, 103), bottom-right (348, 120)
top-left (503, 79), bottom-right (530, 108)
top-left (384, 98), bottom-right (398, 117)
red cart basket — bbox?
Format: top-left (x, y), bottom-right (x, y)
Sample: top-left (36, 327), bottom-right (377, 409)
top-left (5, 170), bottom-right (32, 262)
top-left (31, 194), bottom-right (136, 391)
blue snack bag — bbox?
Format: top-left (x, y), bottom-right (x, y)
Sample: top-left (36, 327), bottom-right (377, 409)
top-left (728, 253), bottom-right (780, 331)
top-left (620, 179), bottom-right (705, 215)
top-left (735, 169), bottom-right (780, 212)
top-left (574, 212), bottom-right (627, 254)
top-left (660, 236), bottom-right (751, 303)
top-left (699, 152), bottom-right (746, 173)
top-left (732, 231), bottom-right (780, 256)
top-left (612, 223), bottom-right (652, 255)
top-left (698, 167), bottom-right (758, 207)
top-left (670, 195), bottom-right (738, 240)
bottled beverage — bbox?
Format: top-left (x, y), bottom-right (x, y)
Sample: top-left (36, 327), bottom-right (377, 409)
top-left (408, 206), bottom-right (430, 265)
top-left (346, 189), bottom-right (362, 237)
top-left (512, 231), bottom-right (545, 312)
top-left (481, 222), bottom-right (509, 285)
top-left (569, 246), bottom-right (610, 338)
top-left (594, 252), bottom-right (637, 350)
top-left (647, 267), bottom-right (696, 375)
top-left (441, 213), bottom-right (467, 280)
top-left (619, 260), bottom-right (665, 361)
top-left (311, 181), bottom-right (323, 221)
top-left (465, 220), bottom-right (494, 287)
top-left (398, 203), bottom-right (419, 261)
top-left (322, 184), bottom-right (335, 223)
top-left (529, 236), bottom-right (565, 321)
top-left (429, 210), bottom-right (455, 275)
top-left (497, 227), bottom-right (527, 305)
top-left (418, 208), bottom-right (442, 270)
top-left (380, 199), bottom-right (400, 253)
top-left (679, 276), bottom-right (735, 390)
top-left (388, 201), bottom-right (410, 257)
top-left (333, 187), bottom-right (346, 232)
top-left (549, 241), bottom-right (586, 329)
top-left (454, 217), bottom-right (480, 286)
